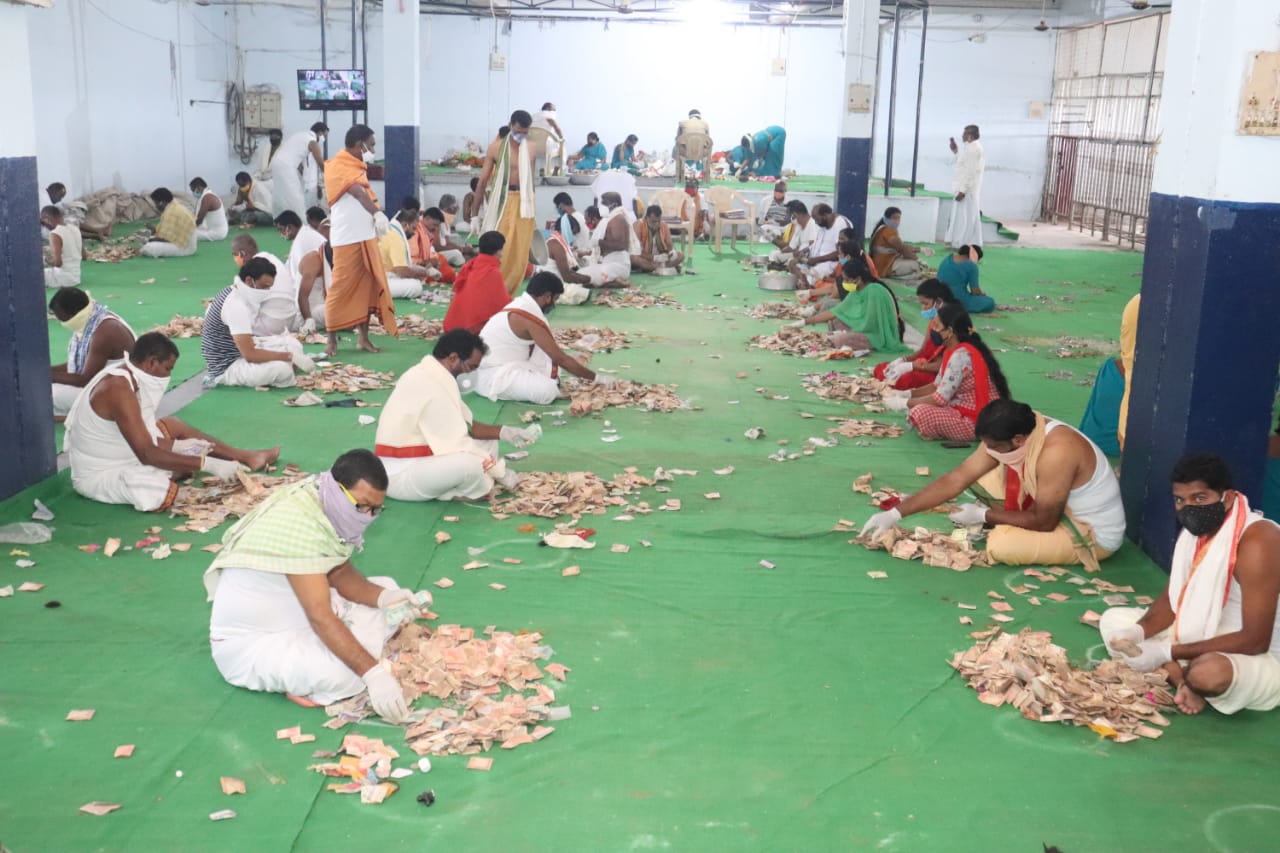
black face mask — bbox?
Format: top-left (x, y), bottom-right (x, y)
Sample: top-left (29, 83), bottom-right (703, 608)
top-left (929, 330), bottom-right (944, 346)
top-left (1177, 499), bottom-right (1228, 537)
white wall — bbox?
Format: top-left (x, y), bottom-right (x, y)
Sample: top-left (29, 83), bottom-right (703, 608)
top-left (870, 9), bottom-right (1055, 221)
top-left (414, 15), bottom-right (845, 174)
top-left (25, 0), bottom-right (236, 198)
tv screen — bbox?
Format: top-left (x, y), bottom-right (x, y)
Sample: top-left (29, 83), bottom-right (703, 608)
top-left (297, 69), bottom-right (367, 111)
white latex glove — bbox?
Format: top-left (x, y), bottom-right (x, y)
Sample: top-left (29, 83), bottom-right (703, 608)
top-left (1103, 624), bottom-right (1146, 656)
top-left (884, 394), bottom-right (909, 413)
top-left (361, 662), bottom-right (411, 723)
top-left (201, 455), bottom-right (242, 481)
top-left (172, 438), bottom-right (213, 457)
top-left (291, 351), bottom-right (318, 374)
top-left (300, 317), bottom-right (317, 336)
top-left (593, 374), bottom-right (620, 387)
top-left (784, 319), bottom-right (806, 329)
top-left (948, 503), bottom-right (989, 526)
top-left (799, 304), bottom-right (818, 318)
top-left (500, 426), bottom-right (539, 448)
top-left (884, 360), bottom-right (912, 383)
top-left (377, 587), bottom-right (418, 610)
top-left (372, 211), bottom-right (389, 237)
top-left (425, 267), bottom-right (442, 280)
top-left (1118, 639), bottom-right (1172, 672)
top-left (861, 507), bottom-right (902, 538)
top-left (495, 468), bottom-right (521, 490)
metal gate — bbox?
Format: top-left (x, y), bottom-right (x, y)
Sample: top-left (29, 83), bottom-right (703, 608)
top-left (1040, 11), bottom-right (1167, 248)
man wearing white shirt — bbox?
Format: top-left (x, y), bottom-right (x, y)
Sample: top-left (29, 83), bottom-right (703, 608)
top-left (230, 234), bottom-right (300, 336)
top-left (275, 208), bottom-right (328, 283)
top-left (202, 257), bottom-right (316, 389)
top-left (532, 103), bottom-right (564, 175)
top-left (770, 200), bottom-right (817, 268)
top-left (792, 203), bottom-right (851, 286)
top-left (272, 122), bottom-right (329, 216)
top-left (945, 124), bottom-right (986, 249)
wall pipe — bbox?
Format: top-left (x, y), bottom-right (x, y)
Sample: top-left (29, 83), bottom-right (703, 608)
top-left (908, 4), bottom-right (927, 196)
top-left (883, 2), bottom-right (901, 195)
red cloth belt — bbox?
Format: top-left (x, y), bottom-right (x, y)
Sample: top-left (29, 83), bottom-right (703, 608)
top-left (375, 443), bottom-right (434, 459)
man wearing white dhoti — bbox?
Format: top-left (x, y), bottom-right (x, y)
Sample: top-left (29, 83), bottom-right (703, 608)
top-left (374, 329), bottom-right (540, 502)
top-left (576, 193), bottom-right (632, 287)
top-left (944, 124), bottom-right (985, 249)
top-left (205, 449), bottom-right (423, 721)
top-left (190, 177), bottom-right (229, 242)
top-left (140, 188), bottom-right (198, 258)
top-left (65, 332), bottom-right (278, 512)
top-left (202, 257), bottom-right (317, 389)
top-left (271, 122), bottom-right (329, 217)
top-left (41, 206), bottom-right (82, 288)
top-left (1101, 453), bottom-right (1280, 716)
top-left (472, 274), bottom-right (614, 405)
top-left (49, 287), bottom-right (136, 419)
top-left (377, 208), bottom-right (435, 300)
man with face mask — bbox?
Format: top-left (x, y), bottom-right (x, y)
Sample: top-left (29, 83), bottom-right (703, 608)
top-left (49, 287), bottom-right (136, 419)
top-left (551, 192), bottom-right (590, 254)
top-left (272, 122), bottom-right (329, 216)
top-left (791, 203), bottom-right (852, 287)
top-left (470, 273), bottom-right (617, 405)
top-left (204, 449), bottom-right (424, 723)
top-left (202, 257), bottom-right (317, 388)
top-left (475, 110), bottom-right (537, 297)
top-left (945, 124), bottom-right (985, 249)
top-left (757, 181), bottom-right (790, 241)
top-left (228, 172), bottom-right (275, 228)
top-left (377, 208), bottom-right (432, 300)
top-left (231, 233), bottom-right (299, 336)
top-left (433, 194), bottom-right (473, 267)
top-left (254, 128), bottom-right (284, 182)
top-left (1099, 453), bottom-right (1280, 717)
top-left (374, 329), bottom-right (541, 501)
top-left (64, 332), bottom-right (279, 511)
top-left (296, 217), bottom-right (332, 334)
top-left (576, 192), bottom-right (632, 287)
top-left (190, 177), bottom-right (229, 242)
top-left (140, 188), bottom-right (198, 258)
top-left (862, 398), bottom-right (1125, 568)
top-left (419, 207), bottom-right (459, 283)
top-left (323, 124), bottom-right (398, 357)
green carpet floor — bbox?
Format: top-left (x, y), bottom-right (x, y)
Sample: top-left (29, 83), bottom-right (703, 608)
top-left (6, 234), bottom-right (1279, 853)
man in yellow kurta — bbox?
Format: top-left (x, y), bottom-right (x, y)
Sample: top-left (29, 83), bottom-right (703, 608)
top-left (323, 124), bottom-right (398, 357)
top-left (140, 188), bottom-right (197, 258)
top-left (474, 110), bottom-right (535, 297)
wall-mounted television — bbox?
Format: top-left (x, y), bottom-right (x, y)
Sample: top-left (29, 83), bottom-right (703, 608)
top-left (297, 69), bottom-right (367, 111)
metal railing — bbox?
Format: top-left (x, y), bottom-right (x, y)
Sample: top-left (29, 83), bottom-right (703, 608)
top-left (1040, 136), bottom-right (1154, 248)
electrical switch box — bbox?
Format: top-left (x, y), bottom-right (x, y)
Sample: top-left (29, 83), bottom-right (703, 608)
top-left (489, 51), bottom-right (507, 72)
top-left (1238, 51), bottom-right (1280, 136)
top-left (245, 91), bottom-right (283, 132)
top-left (771, 57), bottom-right (787, 76)
top-left (847, 83), bottom-right (872, 114)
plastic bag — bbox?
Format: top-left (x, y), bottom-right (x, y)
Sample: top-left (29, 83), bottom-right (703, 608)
top-left (0, 522), bottom-right (54, 544)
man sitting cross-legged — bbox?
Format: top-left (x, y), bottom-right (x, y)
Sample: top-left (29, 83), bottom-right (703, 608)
top-left (1100, 453), bottom-right (1280, 717)
top-left (205, 448), bottom-right (425, 722)
top-left (472, 272), bottom-right (619, 405)
top-left (862, 398), bottom-right (1125, 568)
top-left (65, 332), bottom-right (279, 512)
top-left (374, 329), bottom-right (540, 502)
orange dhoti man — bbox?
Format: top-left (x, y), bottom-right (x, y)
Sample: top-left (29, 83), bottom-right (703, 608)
top-left (323, 149), bottom-right (398, 336)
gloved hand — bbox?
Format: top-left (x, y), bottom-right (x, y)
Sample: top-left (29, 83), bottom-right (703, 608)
top-left (372, 211), bottom-right (390, 237)
top-left (784, 319), bottom-right (806, 329)
top-left (377, 587), bottom-right (419, 610)
top-left (425, 267), bottom-right (442, 280)
top-left (884, 359), bottom-right (912, 383)
top-left (1117, 639), bottom-right (1172, 672)
top-left (201, 455), bottom-right (242, 481)
top-left (361, 662), bottom-right (411, 723)
top-left (883, 394), bottom-right (909, 413)
top-left (291, 351), bottom-right (318, 374)
top-left (1103, 624), bottom-right (1146, 656)
top-left (593, 374), bottom-right (620, 387)
top-left (861, 507), bottom-right (902, 538)
top-left (300, 317), bottom-right (317, 336)
top-left (172, 438), bottom-right (213, 457)
top-left (495, 468), bottom-right (522, 490)
top-left (948, 503), bottom-right (989, 526)
top-left (499, 426), bottom-right (539, 448)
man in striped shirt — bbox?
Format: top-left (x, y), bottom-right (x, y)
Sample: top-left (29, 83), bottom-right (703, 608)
top-left (202, 257), bottom-right (317, 388)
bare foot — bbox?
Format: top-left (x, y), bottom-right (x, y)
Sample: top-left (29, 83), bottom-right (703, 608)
top-left (286, 693), bottom-right (320, 708)
top-left (243, 447), bottom-right (281, 471)
top-left (1175, 683), bottom-right (1207, 715)
top-left (357, 338), bottom-right (382, 353)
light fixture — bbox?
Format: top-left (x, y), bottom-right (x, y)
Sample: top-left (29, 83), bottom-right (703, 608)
top-left (1034, 0), bottom-right (1049, 31)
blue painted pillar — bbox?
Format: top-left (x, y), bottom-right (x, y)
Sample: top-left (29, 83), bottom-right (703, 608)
top-left (834, 0), bottom-right (879, 238)
top-left (1120, 0), bottom-right (1280, 569)
top-left (0, 5), bottom-right (56, 502)
top-left (382, 0), bottom-right (421, 209)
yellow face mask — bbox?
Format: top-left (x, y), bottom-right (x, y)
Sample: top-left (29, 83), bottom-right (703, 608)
top-left (60, 299), bottom-right (95, 333)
